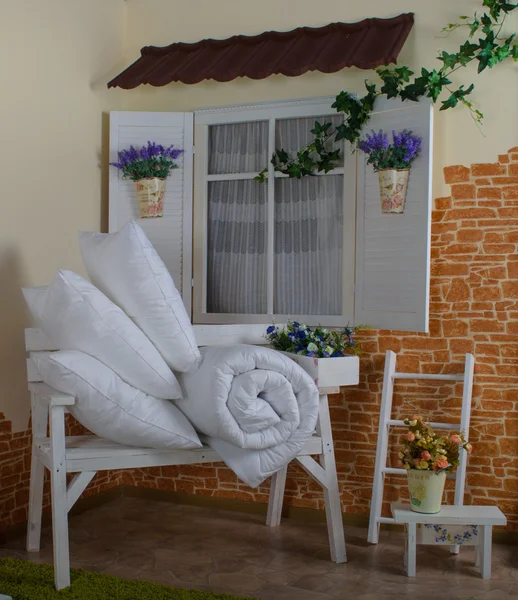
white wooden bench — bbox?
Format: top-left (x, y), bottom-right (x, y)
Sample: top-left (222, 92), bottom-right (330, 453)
top-left (392, 503), bottom-right (507, 579)
top-left (25, 325), bottom-right (350, 590)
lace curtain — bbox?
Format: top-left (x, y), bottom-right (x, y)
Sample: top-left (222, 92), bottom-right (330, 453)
top-left (207, 117), bottom-right (343, 315)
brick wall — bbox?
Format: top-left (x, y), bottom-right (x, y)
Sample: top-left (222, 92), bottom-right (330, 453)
top-left (1, 147), bottom-right (518, 533)
top-left (121, 146), bottom-right (518, 530)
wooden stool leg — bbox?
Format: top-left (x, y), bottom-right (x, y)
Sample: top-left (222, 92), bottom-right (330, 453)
top-left (407, 522), bottom-right (417, 577)
top-left (480, 525), bottom-right (492, 579)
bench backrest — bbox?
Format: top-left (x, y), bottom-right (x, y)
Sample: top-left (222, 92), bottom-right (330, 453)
top-left (25, 324), bottom-right (271, 383)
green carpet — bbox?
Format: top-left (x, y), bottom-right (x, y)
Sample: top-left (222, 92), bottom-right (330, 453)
top-left (0, 558), bottom-right (250, 600)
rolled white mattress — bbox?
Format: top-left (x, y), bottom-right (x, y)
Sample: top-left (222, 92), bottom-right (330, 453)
top-left (176, 344), bottom-right (320, 487)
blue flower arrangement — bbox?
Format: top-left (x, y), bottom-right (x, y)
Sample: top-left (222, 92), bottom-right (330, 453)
top-left (265, 321), bottom-right (365, 358)
top-left (358, 129), bottom-right (421, 172)
top-left (110, 141), bottom-right (184, 181)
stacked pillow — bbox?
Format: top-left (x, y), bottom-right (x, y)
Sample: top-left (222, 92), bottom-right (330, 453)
top-left (23, 222), bottom-right (202, 450)
top-left (79, 221), bottom-right (201, 373)
top-left (33, 351), bottom-right (201, 450)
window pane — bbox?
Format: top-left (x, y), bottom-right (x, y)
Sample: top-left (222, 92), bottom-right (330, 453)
top-left (208, 121), bottom-right (268, 174)
top-left (274, 176), bottom-right (343, 315)
top-left (207, 180), bottom-right (267, 313)
top-left (276, 115), bottom-right (344, 168)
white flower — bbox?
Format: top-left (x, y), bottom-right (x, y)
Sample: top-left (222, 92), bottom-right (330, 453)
top-left (409, 419), bottom-right (417, 427)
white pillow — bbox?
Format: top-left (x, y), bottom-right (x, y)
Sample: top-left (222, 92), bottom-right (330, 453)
top-left (33, 351), bottom-right (201, 450)
top-left (79, 222), bottom-right (201, 373)
top-left (23, 270), bottom-right (181, 399)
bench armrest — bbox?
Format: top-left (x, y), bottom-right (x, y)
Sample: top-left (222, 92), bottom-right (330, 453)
top-left (28, 383), bottom-right (76, 407)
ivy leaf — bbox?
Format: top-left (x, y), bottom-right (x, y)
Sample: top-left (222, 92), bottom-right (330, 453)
top-left (275, 148), bottom-right (289, 164)
top-left (512, 44), bottom-right (518, 59)
top-left (438, 51), bottom-right (459, 69)
top-left (254, 167), bottom-right (268, 183)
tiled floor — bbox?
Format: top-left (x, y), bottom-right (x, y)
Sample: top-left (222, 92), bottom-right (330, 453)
top-left (2, 496), bottom-right (518, 599)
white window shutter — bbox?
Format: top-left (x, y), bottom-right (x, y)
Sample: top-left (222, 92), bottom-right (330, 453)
top-left (354, 98), bottom-right (433, 332)
top-left (109, 111), bottom-right (194, 315)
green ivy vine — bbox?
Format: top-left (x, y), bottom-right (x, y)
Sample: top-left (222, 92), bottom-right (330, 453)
top-left (256, 0), bottom-right (518, 181)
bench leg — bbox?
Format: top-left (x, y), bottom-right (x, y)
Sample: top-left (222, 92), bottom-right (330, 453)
top-left (480, 525), bottom-right (492, 579)
top-left (50, 406), bottom-right (70, 590)
top-left (407, 522), bottom-right (417, 577)
top-left (26, 394), bottom-right (48, 552)
top-left (266, 466), bottom-right (287, 527)
top-left (26, 453), bottom-right (45, 552)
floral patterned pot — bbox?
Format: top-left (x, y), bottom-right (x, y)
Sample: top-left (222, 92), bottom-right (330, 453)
top-left (407, 469), bottom-right (446, 514)
top-left (135, 177), bottom-right (166, 218)
top-left (377, 168), bottom-right (409, 214)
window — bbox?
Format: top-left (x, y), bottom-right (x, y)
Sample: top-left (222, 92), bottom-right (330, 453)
top-left (109, 97), bottom-right (432, 333)
top-left (194, 99), bottom-right (357, 326)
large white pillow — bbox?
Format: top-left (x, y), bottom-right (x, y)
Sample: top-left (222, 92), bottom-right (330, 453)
top-left (79, 222), bottom-right (201, 373)
top-left (23, 270), bottom-right (181, 399)
top-left (33, 351), bottom-right (201, 450)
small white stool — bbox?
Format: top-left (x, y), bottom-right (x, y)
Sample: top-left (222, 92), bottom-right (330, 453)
top-left (391, 503), bottom-right (506, 579)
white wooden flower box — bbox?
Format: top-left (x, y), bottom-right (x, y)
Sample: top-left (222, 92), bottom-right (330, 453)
top-left (279, 352), bottom-right (359, 388)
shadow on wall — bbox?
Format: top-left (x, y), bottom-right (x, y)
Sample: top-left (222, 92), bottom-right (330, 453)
top-left (0, 246), bottom-right (31, 431)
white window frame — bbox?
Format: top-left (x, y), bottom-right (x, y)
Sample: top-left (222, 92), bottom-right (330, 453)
top-left (193, 97), bottom-right (357, 326)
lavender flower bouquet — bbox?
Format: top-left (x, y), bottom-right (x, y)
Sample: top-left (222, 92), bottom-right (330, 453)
top-left (110, 141), bottom-right (184, 218)
top-left (358, 129), bottom-right (421, 172)
top-left (358, 129), bottom-right (422, 214)
top-left (110, 141), bottom-right (184, 181)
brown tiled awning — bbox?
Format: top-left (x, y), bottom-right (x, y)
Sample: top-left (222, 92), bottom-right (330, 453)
top-left (108, 14), bottom-right (414, 89)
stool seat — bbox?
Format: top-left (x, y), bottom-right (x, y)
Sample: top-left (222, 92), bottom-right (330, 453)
top-left (392, 503), bottom-right (506, 525)
top-left (391, 502), bottom-right (506, 579)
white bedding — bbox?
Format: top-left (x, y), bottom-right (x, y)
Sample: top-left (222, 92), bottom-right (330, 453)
top-left (176, 344), bottom-right (319, 487)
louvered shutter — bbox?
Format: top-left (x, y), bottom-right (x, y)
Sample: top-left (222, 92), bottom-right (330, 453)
top-left (354, 98), bottom-right (433, 332)
top-left (108, 111), bottom-right (194, 315)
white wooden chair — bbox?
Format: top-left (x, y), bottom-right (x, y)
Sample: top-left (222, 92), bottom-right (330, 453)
top-left (25, 325), bottom-right (347, 590)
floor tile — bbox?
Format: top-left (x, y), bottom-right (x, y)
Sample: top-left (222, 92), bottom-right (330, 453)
top-left (1, 496), bottom-right (517, 600)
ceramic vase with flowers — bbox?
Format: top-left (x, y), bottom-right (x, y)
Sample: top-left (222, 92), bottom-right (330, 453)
top-left (358, 129), bottom-right (422, 214)
top-left (400, 416), bottom-right (473, 513)
top-left (110, 141), bottom-right (184, 218)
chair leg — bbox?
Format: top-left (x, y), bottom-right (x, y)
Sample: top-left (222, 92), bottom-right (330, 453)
top-left (50, 406), bottom-right (70, 590)
top-left (266, 466), bottom-right (287, 527)
top-left (26, 453), bottom-right (45, 552)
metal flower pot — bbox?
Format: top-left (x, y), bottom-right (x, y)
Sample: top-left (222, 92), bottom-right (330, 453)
top-left (377, 168), bottom-right (410, 214)
top-left (135, 177), bottom-right (166, 218)
top-left (407, 469), bottom-right (446, 514)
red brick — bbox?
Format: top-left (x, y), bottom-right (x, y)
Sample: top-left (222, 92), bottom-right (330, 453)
top-left (477, 187), bottom-right (502, 199)
top-left (509, 164), bottom-right (518, 176)
top-left (445, 208), bottom-right (497, 220)
top-left (471, 163), bottom-right (507, 177)
top-left (444, 165), bottom-right (470, 184)
top-left (457, 229), bottom-right (483, 242)
top-left (442, 320), bottom-right (469, 337)
top-left (451, 184), bottom-right (476, 199)
top-left (441, 243), bottom-right (478, 255)
top-left (503, 281), bottom-right (518, 298)
top-left (473, 287), bottom-right (501, 301)
top-left (499, 154), bottom-right (510, 164)
top-left (503, 186), bottom-right (518, 199)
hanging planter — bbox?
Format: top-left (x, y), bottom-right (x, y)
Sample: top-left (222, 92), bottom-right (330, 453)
top-left (110, 141), bottom-right (183, 219)
top-left (378, 168), bottom-right (410, 214)
top-left (400, 416), bottom-right (473, 514)
top-left (135, 177), bottom-right (166, 218)
top-left (358, 129), bottom-right (421, 215)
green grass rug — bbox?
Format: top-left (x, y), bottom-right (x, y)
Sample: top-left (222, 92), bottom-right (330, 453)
top-left (0, 558), bottom-right (250, 600)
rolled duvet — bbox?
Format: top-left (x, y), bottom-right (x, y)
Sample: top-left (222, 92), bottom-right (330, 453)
top-left (176, 344), bottom-right (319, 487)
